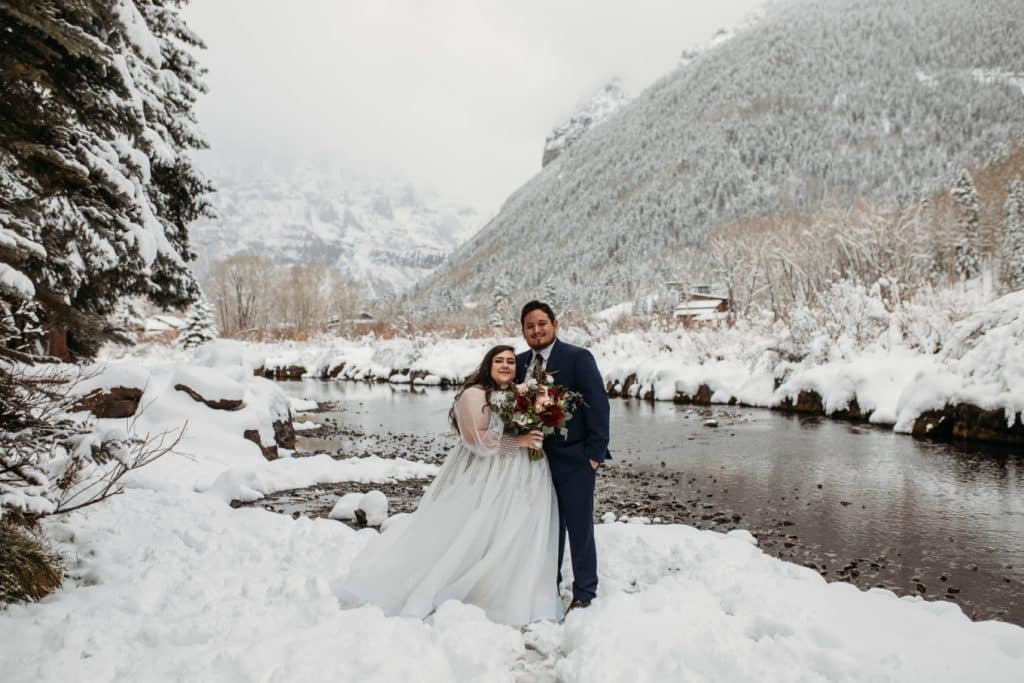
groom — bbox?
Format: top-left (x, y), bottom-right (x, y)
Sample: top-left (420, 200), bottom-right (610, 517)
top-left (516, 300), bottom-right (610, 609)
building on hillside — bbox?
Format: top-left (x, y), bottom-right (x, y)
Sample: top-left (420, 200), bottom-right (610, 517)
top-left (665, 282), bottom-right (731, 321)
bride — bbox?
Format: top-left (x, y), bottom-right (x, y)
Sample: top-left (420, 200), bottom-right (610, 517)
top-left (337, 345), bottom-right (564, 625)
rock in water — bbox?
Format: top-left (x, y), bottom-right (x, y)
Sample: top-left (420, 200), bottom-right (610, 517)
top-left (358, 490), bottom-right (389, 526)
top-left (328, 493), bottom-right (365, 521)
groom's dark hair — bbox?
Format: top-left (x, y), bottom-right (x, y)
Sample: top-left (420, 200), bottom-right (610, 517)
top-left (520, 300), bottom-right (556, 326)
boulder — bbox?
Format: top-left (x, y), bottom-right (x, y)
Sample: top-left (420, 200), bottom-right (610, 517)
top-left (174, 384), bottom-right (243, 411)
top-left (173, 367), bottom-right (245, 410)
top-left (693, 384), bottom-right (713, 405)
top-left (73, 387), bottom-right (143, 418)
top-left (273, 365), bottom-right (306, 380)
top-left (328, 492), bottom-right (365, 521)
top-left (672, 384), bottom-right (714, 405)
top-left (913, 404), bottom-right (1024, 446)
top-left (274, 417), bottom-right (296, 450)
top-left (243, 429), bottom-right (279, 461)
top-left (776, 390), bottom-right (825, 415)
top-left (358, 490), bottom-right (389, 526)
top-left (832, 397), bottom-right (870, 422)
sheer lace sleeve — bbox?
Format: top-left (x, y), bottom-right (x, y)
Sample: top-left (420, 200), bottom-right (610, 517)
top-left (454, 386), bottom-right (521, 458)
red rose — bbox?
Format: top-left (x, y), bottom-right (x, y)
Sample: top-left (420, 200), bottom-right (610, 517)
top-left (515, 393), bottom-right (531, 411)
top-left (548, 388), bottom-right (562, 401)
top-left (540, 404), bottom-right (565, 427)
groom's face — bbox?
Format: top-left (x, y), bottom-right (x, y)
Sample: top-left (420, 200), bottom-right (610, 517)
top-left (522, 309), bottom-right (558, 351)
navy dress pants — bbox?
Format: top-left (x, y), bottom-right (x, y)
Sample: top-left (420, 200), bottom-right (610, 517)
top-left (552, 463), bottom-right (598, 602)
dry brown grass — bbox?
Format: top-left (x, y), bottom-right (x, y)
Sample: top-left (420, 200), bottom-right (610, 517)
top-left (140, 328), bottom-right (180, 345)
top-left (0, 515), bottom-right (62, 604)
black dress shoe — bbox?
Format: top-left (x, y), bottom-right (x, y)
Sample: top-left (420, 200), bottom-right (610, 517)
top-left (568, 599), bottom-right (591, 611)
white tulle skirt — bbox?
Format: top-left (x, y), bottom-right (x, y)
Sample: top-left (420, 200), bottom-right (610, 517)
top-left (337, 443), bottom-right (563, 626)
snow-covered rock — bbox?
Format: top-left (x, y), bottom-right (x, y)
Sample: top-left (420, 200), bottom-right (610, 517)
top-left (357, 490), bottom-right (389, 526)
top-left (172, 366), bottom-right (245, 410)
top-left (329, 492), bottom-right (366, 521)
top-left (542, 78), bottom-right (628, 167)
top-left (289, 397), bottom-right (319, 412)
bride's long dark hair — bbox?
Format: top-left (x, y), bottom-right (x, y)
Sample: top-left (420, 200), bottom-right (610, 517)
top-left (448, 344), bottom-right (516, 433)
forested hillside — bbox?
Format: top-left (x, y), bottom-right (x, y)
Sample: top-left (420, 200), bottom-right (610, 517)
top-left (409, 0), bottom-right (1024, 316)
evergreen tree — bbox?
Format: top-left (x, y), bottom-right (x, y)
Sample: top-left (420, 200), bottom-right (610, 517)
top-left (178, 294), bottom-right (217, 349)
top-left (0, 1), bottom-right (211, 358)
top-left (542, 279), bottom-right (563, 318)
top-left (1003, 177), bottom-right (1024, 291)
top-left (951, 169), bottom-right (981, 280)
top-left (490, 277), bottom-right (510, 330)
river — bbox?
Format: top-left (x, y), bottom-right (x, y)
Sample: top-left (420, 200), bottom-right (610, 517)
top-left (277, 380), bottom-right (1024, 625)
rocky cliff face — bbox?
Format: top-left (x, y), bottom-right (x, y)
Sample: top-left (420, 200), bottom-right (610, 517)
top-left (541, 79), bottom-right (629, 167)
top-left (188, 161), bottom-right (483, 298)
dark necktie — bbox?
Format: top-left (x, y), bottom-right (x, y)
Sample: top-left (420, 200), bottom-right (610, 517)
top-left (531, 353), bottom-right (546, 381)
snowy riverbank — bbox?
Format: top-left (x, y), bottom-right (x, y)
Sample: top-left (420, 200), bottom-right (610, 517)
top-left (3, 330), bottom-right (1023, 680)
top-left (124, 288), bottom-right (1024, 445)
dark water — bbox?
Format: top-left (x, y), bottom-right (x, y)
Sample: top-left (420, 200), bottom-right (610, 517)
top-left (280, 380), bottom-right (1024, 625)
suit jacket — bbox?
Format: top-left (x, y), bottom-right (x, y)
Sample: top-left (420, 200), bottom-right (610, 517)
top-left (516, 338), bottom-right (611, 472)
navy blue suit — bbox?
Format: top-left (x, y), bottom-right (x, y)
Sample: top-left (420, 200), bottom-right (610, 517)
top-left (517, 338), bottom-right (610, 602)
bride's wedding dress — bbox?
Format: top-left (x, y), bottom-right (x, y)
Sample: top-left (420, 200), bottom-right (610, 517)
top-left (338, 385), bottom-right (563, 625)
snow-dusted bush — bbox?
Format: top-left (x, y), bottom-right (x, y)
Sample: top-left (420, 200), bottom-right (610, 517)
top-left (0, 362), bottom-right (177, 521)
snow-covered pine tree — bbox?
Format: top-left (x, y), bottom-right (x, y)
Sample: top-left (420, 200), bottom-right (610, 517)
top-left (0, 1), bottom-right (211, 358)
top-left (542, 279), bottom-right (564, 319)
top-left (490, 278), bottom-right (510, 330)
top-left (951, 169), bottom-right (981, 280)
top-left (179, 294), bottom-right (217, 349)
top-left (1003, 177), bottom-right (1024, 291)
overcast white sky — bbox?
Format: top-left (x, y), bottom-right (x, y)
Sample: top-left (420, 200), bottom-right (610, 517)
top-left (185, 0), bottom-right (763, 211)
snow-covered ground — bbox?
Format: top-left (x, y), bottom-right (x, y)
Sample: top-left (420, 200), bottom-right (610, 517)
top-left (3, 323), bottom-right (1023, 681)
top-left (5, 483), bottom-right (1024, 682)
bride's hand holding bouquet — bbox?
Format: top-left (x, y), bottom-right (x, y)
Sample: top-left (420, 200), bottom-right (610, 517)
top-left (493, 373), bottom-right (582, 461)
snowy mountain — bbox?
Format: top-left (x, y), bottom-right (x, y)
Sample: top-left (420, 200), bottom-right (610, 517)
top-left (411, 0), bottom-right (1024, 314)
top-left (542, 79), bottom-right (629, 167)
top-left (188, 161), bottom-right (483, 298)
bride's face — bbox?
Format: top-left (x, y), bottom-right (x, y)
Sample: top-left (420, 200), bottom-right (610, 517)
top-left (490, 350), bottom-right (516, 385)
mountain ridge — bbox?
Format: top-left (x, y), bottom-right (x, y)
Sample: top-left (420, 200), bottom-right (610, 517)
top-left (188, 160), bottom-right (483, 299)
top-left (408, 0), bottom-right (1024, 314)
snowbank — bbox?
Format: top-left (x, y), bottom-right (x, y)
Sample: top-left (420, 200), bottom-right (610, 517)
top-left (1, 488), bottom-right (1021, 682)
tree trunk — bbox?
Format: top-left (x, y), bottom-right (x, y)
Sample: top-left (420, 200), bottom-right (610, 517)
top-left (47, 327), bottom-right (70, 362)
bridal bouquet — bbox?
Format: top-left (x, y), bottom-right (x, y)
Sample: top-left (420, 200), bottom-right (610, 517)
top-left (492, 374), bottom-right (582, 461)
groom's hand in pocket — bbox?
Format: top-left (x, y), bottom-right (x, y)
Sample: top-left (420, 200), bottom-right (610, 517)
top-left (589, 459), bottom-right (599, 470)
